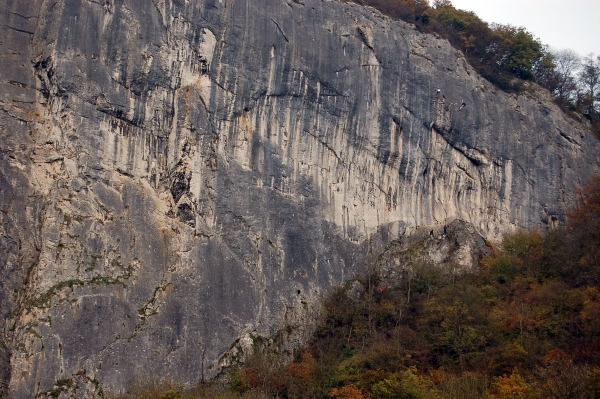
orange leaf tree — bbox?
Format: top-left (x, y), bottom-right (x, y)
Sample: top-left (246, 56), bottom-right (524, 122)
top-left (567, 175), bottom-right (600, 285)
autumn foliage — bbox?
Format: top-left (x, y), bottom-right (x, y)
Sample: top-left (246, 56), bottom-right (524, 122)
top-left (330, 384), bottom-right (368, 399)
top-left (568, 175), bottom-right (600, 277)
top-left (347, 0), bottom-right (550, 92)
top-left (252, 174), bottom-right (600, 399)
top-left (112, 175), bottom-right (600, 398)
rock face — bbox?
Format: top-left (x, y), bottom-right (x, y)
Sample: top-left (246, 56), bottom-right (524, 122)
top-left (376, 219), bottom-right (491, 290)
top-left (0, 0), bottom-right (599, 396)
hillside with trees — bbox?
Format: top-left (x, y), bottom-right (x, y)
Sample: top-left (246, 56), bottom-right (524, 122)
top-left (206, 176), bottom-right (600, 399)
top-left (344, 0), bottom-right (600, 133)
top-left (107, 172), bottom-right (600, 398)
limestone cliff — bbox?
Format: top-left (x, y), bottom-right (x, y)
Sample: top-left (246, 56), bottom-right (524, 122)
top-left (1, 0), bottom-right (599, 396)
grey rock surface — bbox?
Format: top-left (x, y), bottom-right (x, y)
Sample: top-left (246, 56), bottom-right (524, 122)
top-left (376, 219), bottom-right (491, 290)
top-left (1, 0), bottom-right (599, 396)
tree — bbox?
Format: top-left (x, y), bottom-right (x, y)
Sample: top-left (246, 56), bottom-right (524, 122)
top-left (533, 49), bottom-right (556, 91)
top-left (491, 24), bottom-right (546, 81)
top-left (538, 49), bottom-right (580, 106)
top-left (490, 369), bottom-right (538, 399)
top-left (578, 54), bottom-right (600, 125)
top-left (420, 282), bottom-right (491, 372)
top-left (331, 384), bottom-right (369, 399)
top-left (432, 0), bottom-right (452, 8)
top-left (531, 350), bottom-right (591, 399)
top-left (370, 368), bottom-right (440, 399)
top-left (566, 174), bottom-right (600, 284)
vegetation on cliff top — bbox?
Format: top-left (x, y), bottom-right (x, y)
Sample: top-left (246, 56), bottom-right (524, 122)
top-left (344, 0), bottom-right (600, 133)
top-left (110, 176), bottom-right (600, 398)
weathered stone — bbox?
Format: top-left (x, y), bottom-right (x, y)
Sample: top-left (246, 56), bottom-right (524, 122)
top-left (376, 219), bottom-right (491, 290)
top-left (0, 0), bottom-right (599, 397)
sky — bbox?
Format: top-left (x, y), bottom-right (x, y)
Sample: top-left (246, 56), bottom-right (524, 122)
top-left (448, 0), bottom-right (600, 58)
